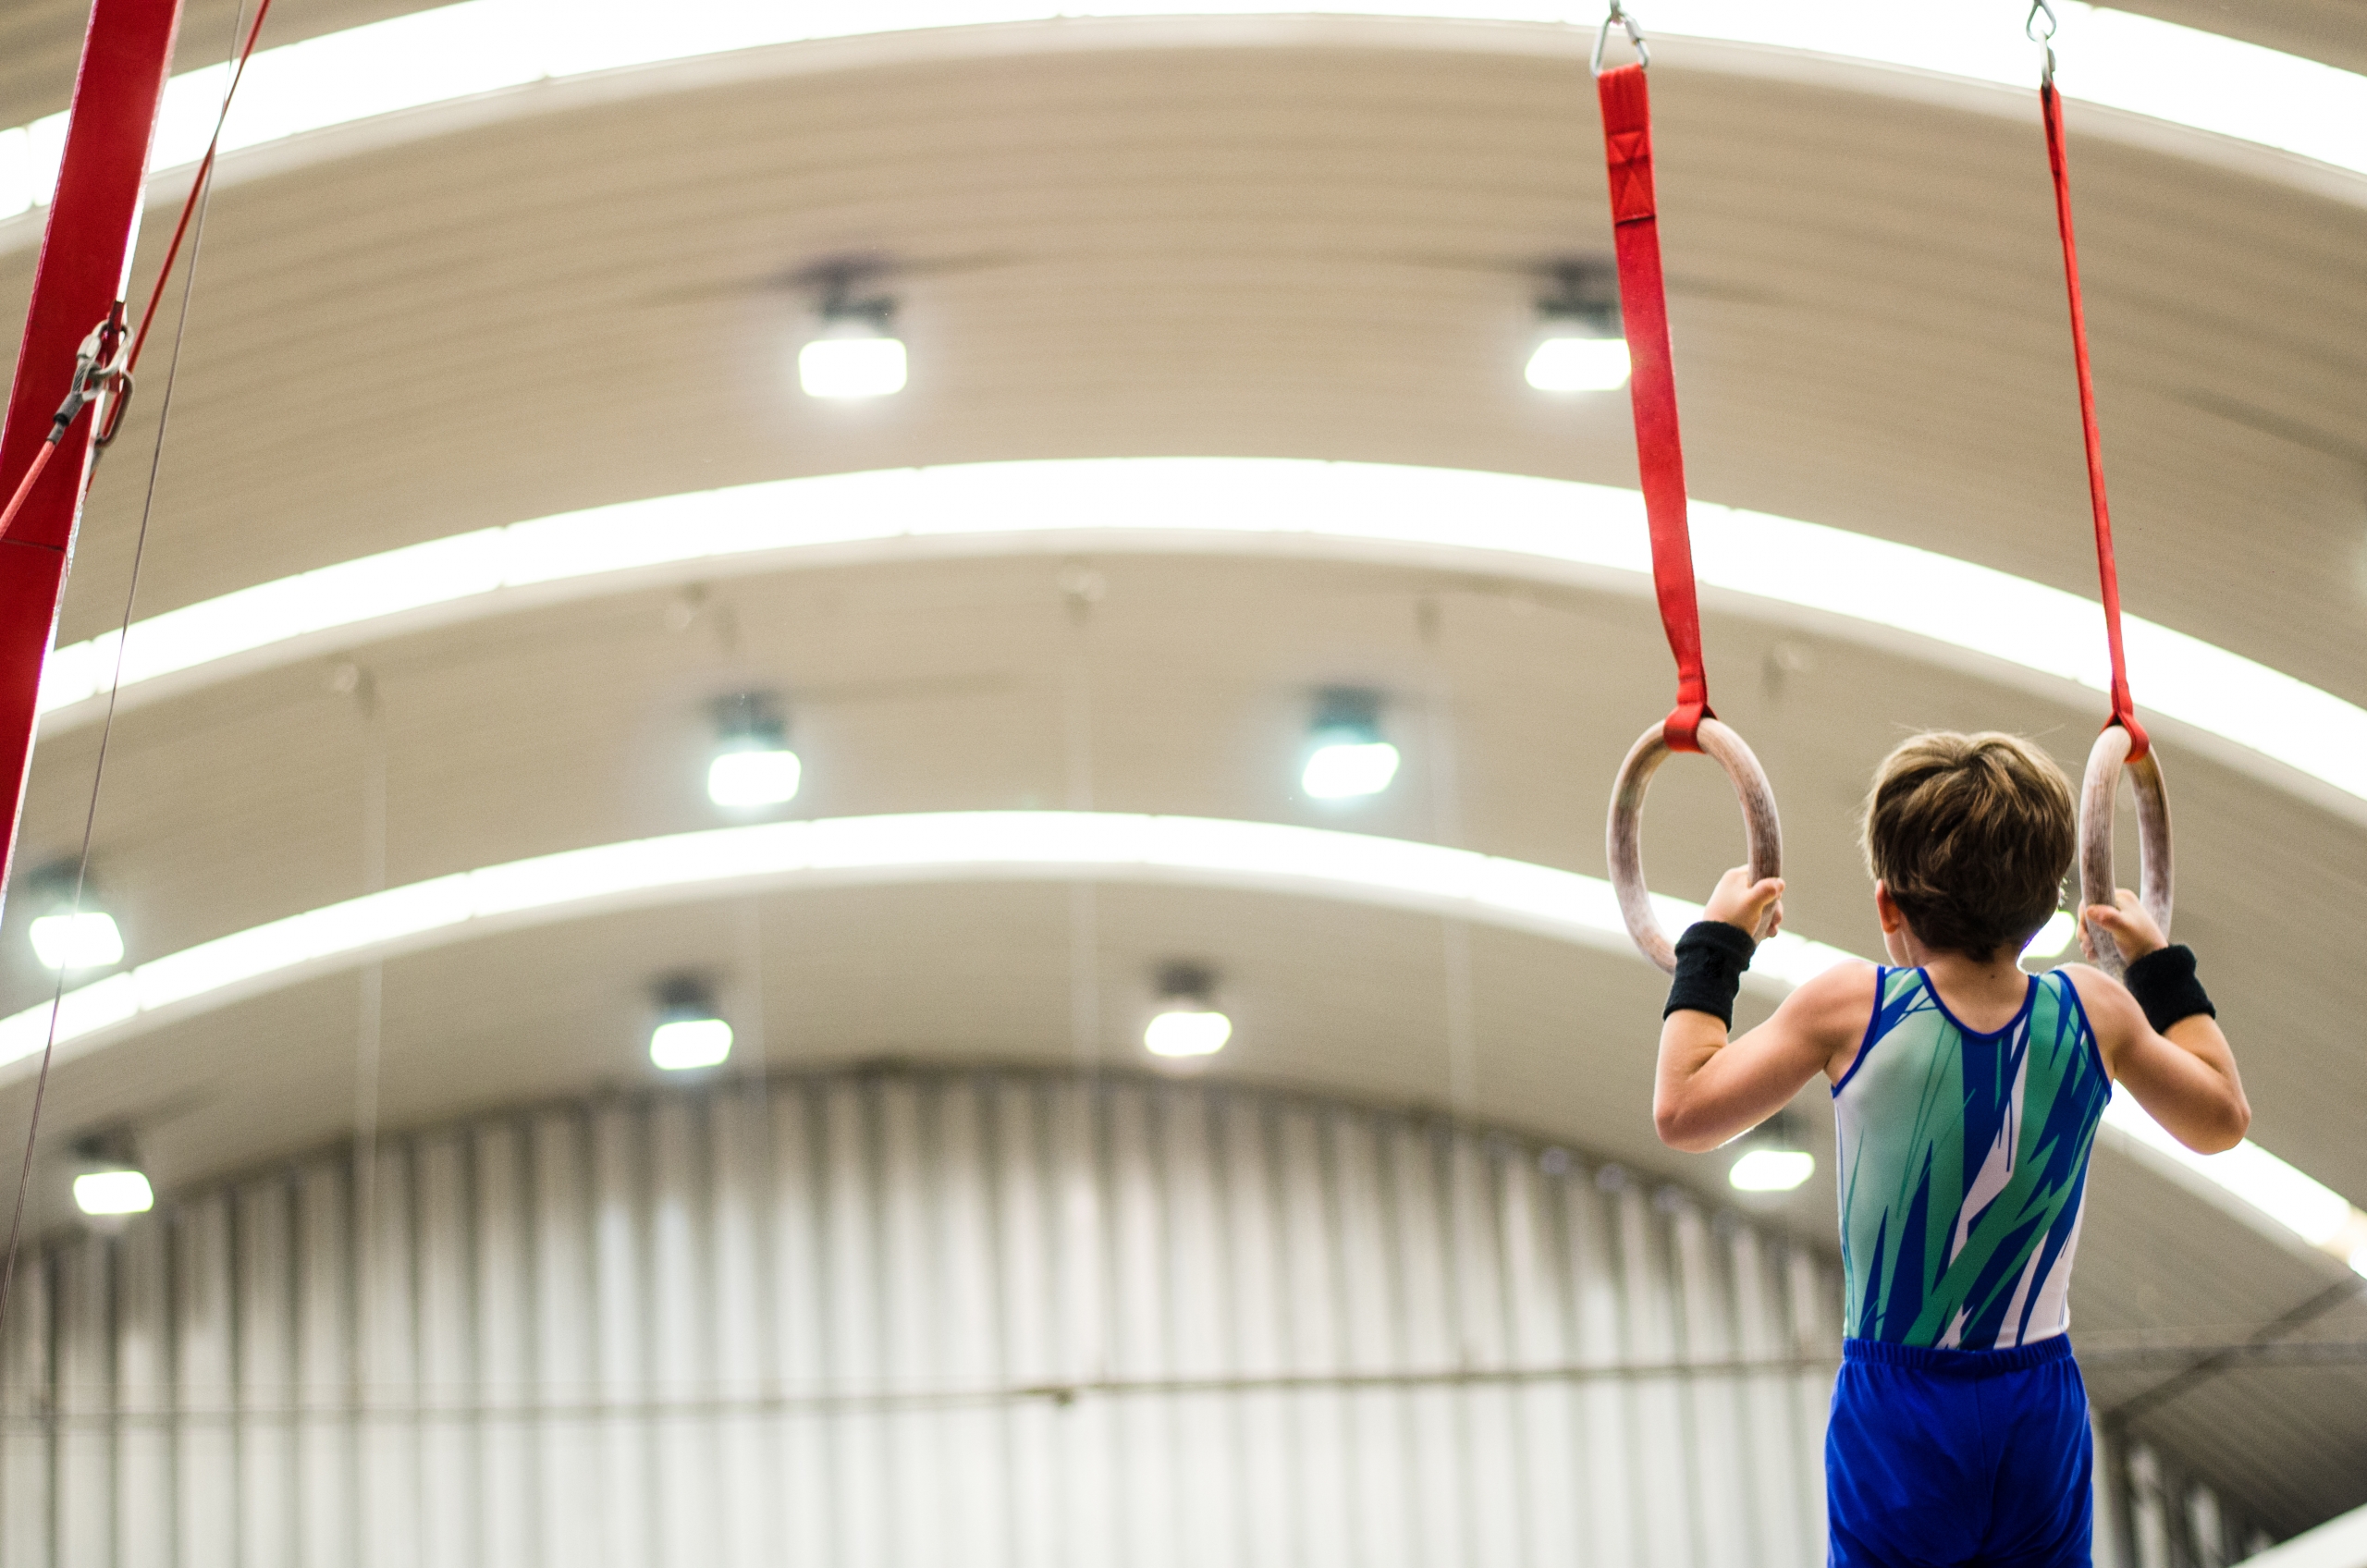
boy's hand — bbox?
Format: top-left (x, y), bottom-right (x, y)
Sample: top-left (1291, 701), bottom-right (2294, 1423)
top-left (1704, 865), bottom-right (1784, 941)
top-left (2082, 888), bottom-right (2164, 963)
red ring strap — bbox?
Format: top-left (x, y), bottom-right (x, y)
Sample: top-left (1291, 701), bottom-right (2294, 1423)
top-left (2040, 80), bottom-right (2149, 759)
top-left (1596, 63), bottom-right (1711, 753)
top-left (129, 0), bottom-right (276, 378)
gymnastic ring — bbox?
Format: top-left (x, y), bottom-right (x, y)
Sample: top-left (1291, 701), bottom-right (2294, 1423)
top-left (1607, 717), bottom-right (1783, 974)
top-left (2078, 725), bottom-right (2173, 979)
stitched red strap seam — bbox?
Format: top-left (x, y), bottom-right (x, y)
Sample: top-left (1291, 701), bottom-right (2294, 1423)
top-left (1598, 63), bottom-right (1710, 753)
top-left (2041, 80), bottom-right (2148, 758)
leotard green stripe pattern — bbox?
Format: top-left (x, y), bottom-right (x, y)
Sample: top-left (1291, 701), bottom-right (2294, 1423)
top-left (1833, 967), bottom-right (2111, 1349)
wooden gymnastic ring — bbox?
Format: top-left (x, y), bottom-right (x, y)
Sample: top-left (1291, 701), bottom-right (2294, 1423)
top-left (2079, 725), bottom-right (2173, 979)
top-left (1607, 717), bottom-right (1784, 974)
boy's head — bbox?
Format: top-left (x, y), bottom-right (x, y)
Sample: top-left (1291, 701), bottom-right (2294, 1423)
top-left (1861, 731), bottom-right (2075, 962)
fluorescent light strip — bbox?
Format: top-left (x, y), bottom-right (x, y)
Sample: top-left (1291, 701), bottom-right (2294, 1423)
top-left (40, 459), bottom-right (2367, 823)
top-left (0, 811), bottom-right (1859, 1074)
top-left (1, 2), bottom-right (2362, 227)
top-left (0, 807), bottom-right (2353, 1271)
top-left (2103, 1090), bottom-right (2367, 1276)
top-left (0, 810), bottom-right (1848, 1060)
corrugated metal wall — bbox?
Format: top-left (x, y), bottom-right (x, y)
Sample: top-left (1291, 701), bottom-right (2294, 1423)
top-left (0, 1066), bottom-right (1850, 1568)
top-left (2122, 1443), bottom-right (2275, 1568)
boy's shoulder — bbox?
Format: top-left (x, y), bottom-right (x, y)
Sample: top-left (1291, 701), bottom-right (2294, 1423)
top-left (2046, 961), bottom-right (2140, 1034)
top-left (1782, 958), bottom-right (1882, 1038)
top-left (2043, 961), bottom-right (2116, 1006)
top-left (1793, 957), bottom-right (1881, 1001)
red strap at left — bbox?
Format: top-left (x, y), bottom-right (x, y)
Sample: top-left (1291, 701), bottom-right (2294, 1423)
top-left (1597, 62), bottom-right (1711, 753)
top-left (2039, 80), bottom-right (2148, 759)
top-left (0, 0), bottom-right (184, 895)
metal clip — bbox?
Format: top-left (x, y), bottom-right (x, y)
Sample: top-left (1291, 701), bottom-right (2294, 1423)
top-left (92, 362), bottom-right (135, 450)
top-left (2027, 0), bottom-right (2058, 82)
top-left (1593, 1), bottom-right (1650, 76)
top-left (51, 306), bottom-right (133, 452)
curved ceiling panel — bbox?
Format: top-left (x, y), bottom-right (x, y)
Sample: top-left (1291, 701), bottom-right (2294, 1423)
top-left (3, 804), bottom-right (2356, 1273)
top-left (37, 459), bottom-right (2367, 826)
top-left (18, 26), bottom-right (2360, 720)
top-left (5, 2), bottom-right (2366, 241)
top-left (0, 809), bottom-right (1850, 1066)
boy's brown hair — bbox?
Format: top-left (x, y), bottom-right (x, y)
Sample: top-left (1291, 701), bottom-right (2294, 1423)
top-left (1861, 732), bottom-right (2076, 961)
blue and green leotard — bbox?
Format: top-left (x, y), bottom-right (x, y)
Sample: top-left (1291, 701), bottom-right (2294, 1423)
top-left (1833, 966), bottom-right (2112, 1349)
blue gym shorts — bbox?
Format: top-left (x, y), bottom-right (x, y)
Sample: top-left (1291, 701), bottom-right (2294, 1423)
top-left (1827, 1335), bottom-right (2093, 1568)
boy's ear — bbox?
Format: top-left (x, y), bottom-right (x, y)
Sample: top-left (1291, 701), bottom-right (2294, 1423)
top-left (1872, 881), bottom-right (1906, 935)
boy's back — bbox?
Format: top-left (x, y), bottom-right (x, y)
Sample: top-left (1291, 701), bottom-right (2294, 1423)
top-left (1643, 730), bottom-right (2249, 1568)
top-left (1837, 965), bottom-right (2109, 1351)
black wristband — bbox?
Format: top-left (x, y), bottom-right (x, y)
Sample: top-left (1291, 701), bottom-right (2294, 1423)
top-left (1664, 921), bottom-right (1756, 1027)
top-left (2122, 944), bottom-right (2214, 1035)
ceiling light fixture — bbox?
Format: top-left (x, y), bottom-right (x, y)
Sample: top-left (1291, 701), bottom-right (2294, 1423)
top-left (797, 263), bottom-right (905, 399)
top-left (1525, 258), bottom-right (1629, 392)
top-left (1728, 1114), bottom-right (1816, 1192)
top-left (706, 692), bottom-right (801, 810)
top-left (31, 911), bottom-right (124, 972)
top-left (648, 976), bottom-right (732, 1071)
top-left (1145, 962), bottom-right (1232, 1058)
top-left (1301, 687), bottom-right (1400, 800)
top-left (1729, 1149), bottom-right (1815, 1192)
top-left (73, 1167), bottom-right (153, 1216)
top-left (24, 864), bottom-right (122, 972)
top-left (69, 1132), bottom-right (153, 1219)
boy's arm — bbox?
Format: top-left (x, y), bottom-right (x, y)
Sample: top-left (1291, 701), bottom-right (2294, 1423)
top-left (1653, 868), bottom-right (1873, 1153)
top-left (2067, 890), bottom-right (2250, 1154)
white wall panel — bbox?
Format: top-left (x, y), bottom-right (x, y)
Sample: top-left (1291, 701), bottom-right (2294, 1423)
top-left (0, 1066), bottom-right (1890, 1566)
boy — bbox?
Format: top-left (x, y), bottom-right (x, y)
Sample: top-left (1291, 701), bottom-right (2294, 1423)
top-left (1652, 731), bottom-right (2248, 1568)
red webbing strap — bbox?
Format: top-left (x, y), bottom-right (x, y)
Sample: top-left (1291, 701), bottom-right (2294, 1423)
top-left (0, 0), bottom-right (280, 546)
top-left (129, 0), bottom-right (274, 378)
top-left (0, 445), bottom-right (60, 544)
top-left (1597, 62), bottom-right (1710, 753)
top-left (2040, 79), bottom-right (2149, 759)
top-left (0, 0), bottom-right (184, 890)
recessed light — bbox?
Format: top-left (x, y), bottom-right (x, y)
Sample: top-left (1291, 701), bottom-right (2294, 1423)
top-left (707, 693), bottom-right (801, 809)
top-left (1303, 742), bottom-right (1401, 799)
top-left (650, 976), bottom-right (732, 1071)
top-left (73, 1167), bottom-right (153, 1216)
top-left (1146, 1010), bottom-right (1232, 1057)
top-left (1302, 688), bottom-right (1399, 800)
top-left (650, 1017), bottom-right (733, 1071)
top-left (1730, 1147), bottom-right (1815, 1193)
top-left (798, 265), bottom-right (907, 398)
top-left (1527, 259), bottom-right (1629, 392)
top-left (799, 333), bottom-right (906, 399)
top-left (1526, 336), bottom-right (1632, 392)
top-left (708, 748), bottom-right (801, 809)
top-left (1147, 962), bottom-right (1231, 1058)
top-left (30, 910), bottom-right (121, 971)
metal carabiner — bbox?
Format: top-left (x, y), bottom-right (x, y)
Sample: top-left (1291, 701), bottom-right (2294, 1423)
top-left (48, 329), bottom-right (105, 439)
top-left (50, 308), bottom-right (132, 451)
top-left (2026, 0), bottom-right (2058, 81)
top-left (92, 365), bottom-right (134, 451)
top-left (1593, 1), bottom-right (1650, 76)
